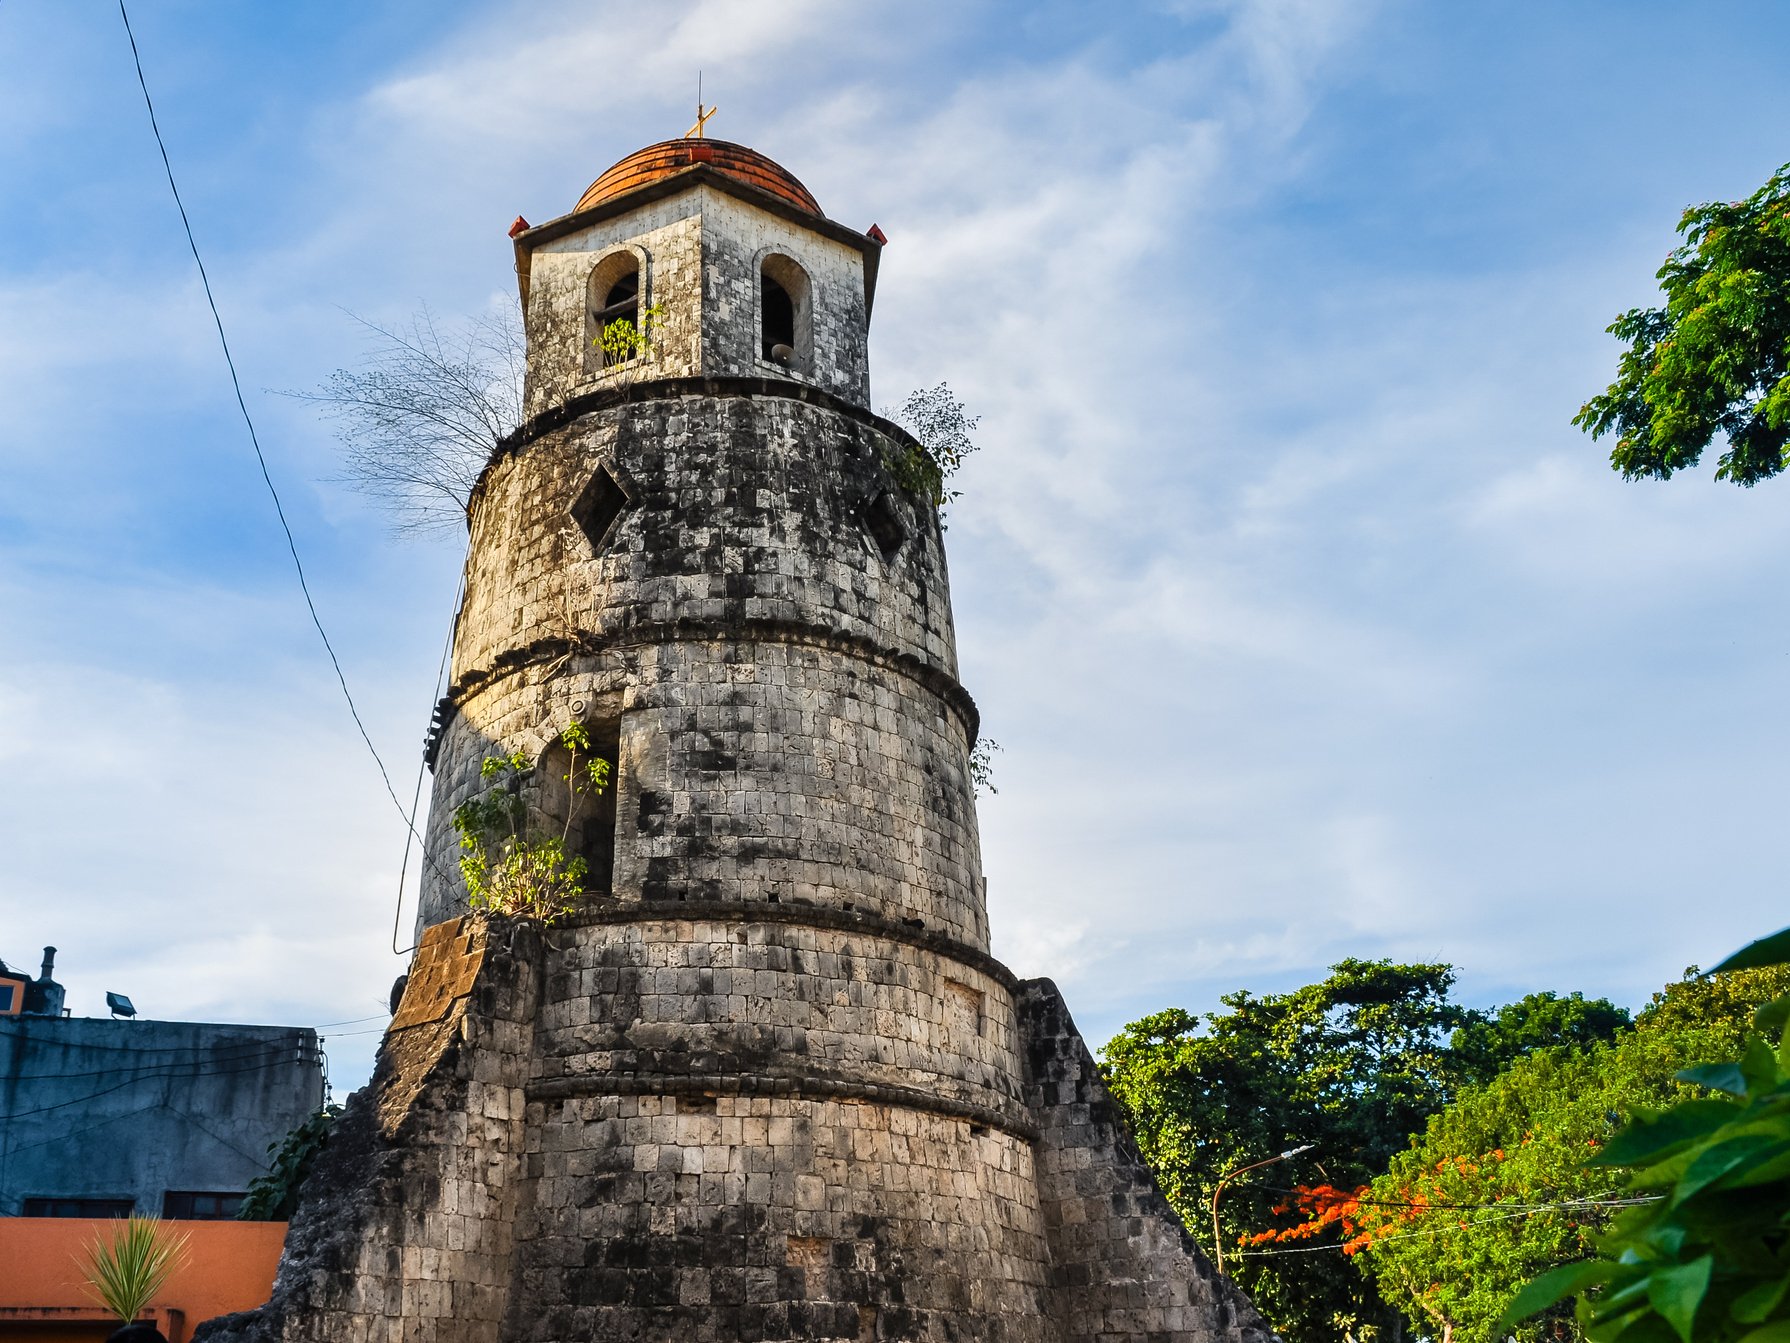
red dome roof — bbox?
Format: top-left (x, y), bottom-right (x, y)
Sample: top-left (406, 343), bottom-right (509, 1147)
top-left (575, 140), bottom-right (822, 217)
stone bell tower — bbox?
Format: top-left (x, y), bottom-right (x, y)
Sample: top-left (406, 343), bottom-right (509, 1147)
top-left (417, 136), bottom-right (984, 954)
top-left (202, 140), bottom-right (1272, 1343)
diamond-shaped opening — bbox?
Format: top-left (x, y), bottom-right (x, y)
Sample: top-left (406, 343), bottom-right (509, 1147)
top-left (571, 465), bottom-right (629, 552)
top-left (863, 490), bottom-right (908, 562)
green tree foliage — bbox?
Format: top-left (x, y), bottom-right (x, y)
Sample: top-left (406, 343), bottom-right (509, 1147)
top-left (1101, 960), bottom-right (1475, 1341)
top-left (1351, 973), bottom-right (1778, 1343)
top-left (1450, 991), bottom-right (1631, 1086)
top-left (885, 382), bottom-right (979, 508)
top-left (595, 304), bottom-right (664, 370)
top-left (239, 1104), bottom-right (342, 1221)
top-left (452, 723), bottom-right (610, 925)
top-left (1505, 931), bottom-right (1790, 1343)
top-left (1576, 163), bottom-right (1790, 483)
top-left (1229, 962), bottom-right (1788, 1342)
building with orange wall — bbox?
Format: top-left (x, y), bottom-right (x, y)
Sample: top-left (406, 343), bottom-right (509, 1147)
top-left (0, 1217), bottom-right (285, 1342)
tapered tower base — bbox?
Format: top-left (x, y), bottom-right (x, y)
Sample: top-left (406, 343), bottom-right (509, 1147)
top-left (197, 915), bottom-right (1273, 1343)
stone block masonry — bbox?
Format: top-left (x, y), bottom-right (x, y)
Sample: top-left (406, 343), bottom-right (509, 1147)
top-left (420, 385), bottom-right (982, 944)
top-left (199, 917), bottom-right (542, 1343)
top-left (198, 914), bottom-right (1273, 1343)
top-left (1018, 980), bottom-right (1275, 1342)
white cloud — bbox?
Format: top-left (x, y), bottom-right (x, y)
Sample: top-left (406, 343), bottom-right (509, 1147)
top-left (7, 0), bottom-right (1788, 1095)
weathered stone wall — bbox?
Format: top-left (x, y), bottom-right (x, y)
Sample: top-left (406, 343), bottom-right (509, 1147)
top-left (197, 918), bottom-right (540, 1343)
top-left (523, 184), bottom-right (870, 416)
top-left (1016, 979), bottom-right (1278, 1343)
top-left (203, 925), bottom-right (1280, 1343)
top-left (455, 390), bottom-right (958, 682)
top-left (501, 906), bottom-right (1056, 1339)
top-left (421, 388), bottom-right (981, 941)
top-left (525, 197), bottom-right (705, 416)
top-left (696, 190), bottom-right (870, 402)
top-left (531, 907), bottom-right (1025, 1126)
top-left (507, 1091), bottom-right (1054, 1342)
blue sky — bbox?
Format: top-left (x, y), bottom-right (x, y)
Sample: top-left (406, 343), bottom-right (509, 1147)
top-left (3, 0), bottom-right (1788, 1095)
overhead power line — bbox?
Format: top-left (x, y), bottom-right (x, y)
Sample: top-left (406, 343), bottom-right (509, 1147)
top-left (115, 0), bottom-right (412, 832)
top-left (0, 1024), bottom-right (320, 1054)
top-left (3, 1049), bottom-right (322, 1119)
top-left (1256, 1183), bottom-right (1651, 1213)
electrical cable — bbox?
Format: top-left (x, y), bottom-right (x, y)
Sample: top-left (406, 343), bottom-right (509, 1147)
top-left (0, 1024), bottom-right (320, 1054)
top-left (392, 574), bottom-right (465, 958)
top-left (1, 1043), bottom-right (316, 1082)
top-left (3, 1050), bottom-right (322, 1119)
top-left (1, 1103), bottom-right (178, 1161)
top-left (1253, 1183), bottom-right (1661, 1213)
top-left (158, 1098), bottom-right (269, 1166)
top-left (115, 0), bottom-right (416, 837)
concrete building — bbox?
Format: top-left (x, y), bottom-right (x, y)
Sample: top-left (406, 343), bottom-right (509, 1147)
top-left (0, 948), bottom-right (325, 1219)
top-left (201, 138), bottom-right (1272, 1343)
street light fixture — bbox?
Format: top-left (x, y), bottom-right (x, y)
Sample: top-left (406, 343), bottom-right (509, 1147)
top-left (1210, 1143), bottom-right (1315, 1276)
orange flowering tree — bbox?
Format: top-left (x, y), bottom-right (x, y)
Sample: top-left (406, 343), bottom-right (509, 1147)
top-left (1235, 967), bottom-right (1790, 1343)
top-left (1101, 960), bottom-right (1478, 1341)
top-left (1504, 933), bottom-right (1790, 1342)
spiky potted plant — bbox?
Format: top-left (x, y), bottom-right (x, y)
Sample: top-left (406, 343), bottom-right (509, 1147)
top-left (81, 1217), bottom-right (189, 1331)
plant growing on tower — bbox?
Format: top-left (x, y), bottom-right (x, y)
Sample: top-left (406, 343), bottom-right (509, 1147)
top-left (595, 303), bottom-right (665, 371)
top-left (452, 722), bottom-right (610, 925)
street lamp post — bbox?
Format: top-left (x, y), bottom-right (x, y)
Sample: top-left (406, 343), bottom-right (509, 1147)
top-left (1209, 1144), bottom-right (1314, 1277)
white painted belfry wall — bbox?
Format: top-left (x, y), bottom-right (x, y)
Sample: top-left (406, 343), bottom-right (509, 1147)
top-left (523, 184), bottom-right (869, 418)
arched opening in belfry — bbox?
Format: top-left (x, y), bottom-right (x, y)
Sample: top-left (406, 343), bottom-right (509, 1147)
top-left (761, 276), bottom-right (794, 359)
top-left (586, 251), bottom-right (644, 372)
top-left (530, 720), bottom-right (621, 894)
top-left (759, 253), bottom-right (811, 374)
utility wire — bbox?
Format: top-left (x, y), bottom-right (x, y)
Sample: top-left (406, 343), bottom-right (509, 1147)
top-left (116, 0), bottom-right (411, 831)
top-left (393, 575), bottom-right (464, 957)
top-left (0, 1024), bottom-right (320, 1054)
top-left (1, 1043), bottom-right (316, 1081)
top-left (1255, 1183), bottom-right (1656, 1213)
top-left (4, 1050), bottom-right (322, 1119)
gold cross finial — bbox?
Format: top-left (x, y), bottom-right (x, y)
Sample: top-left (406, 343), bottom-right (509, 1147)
top-left (685, 103), bottom-right (717, 138)
top-left (684, 73), bottom-right (716, 138)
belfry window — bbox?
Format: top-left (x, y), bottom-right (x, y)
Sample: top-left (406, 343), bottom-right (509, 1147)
top-left (762, 275), bottom-right (794, 363)
top-left (758, 253), bottom-right (812, 374)
top-left (586, 251), bottom-right (645, 372)
top-left (531, 720), bottom-right (621, 893)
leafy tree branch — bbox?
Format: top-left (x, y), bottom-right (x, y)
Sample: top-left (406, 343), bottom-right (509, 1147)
top-left (1577, 163), bottom-right (1790, 484)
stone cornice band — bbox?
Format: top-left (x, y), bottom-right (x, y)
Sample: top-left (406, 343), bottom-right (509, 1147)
top-left (427, 617), bottom-right (980, 766)
top-left (525, 1068), bottom-right (1039, 1143)
top-left (470, 376), bottom-right (928, 517)
top-left (555, 898), bottom-right (1018, 994)
top-left (527, 901), bottom-right (1034, 1141)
